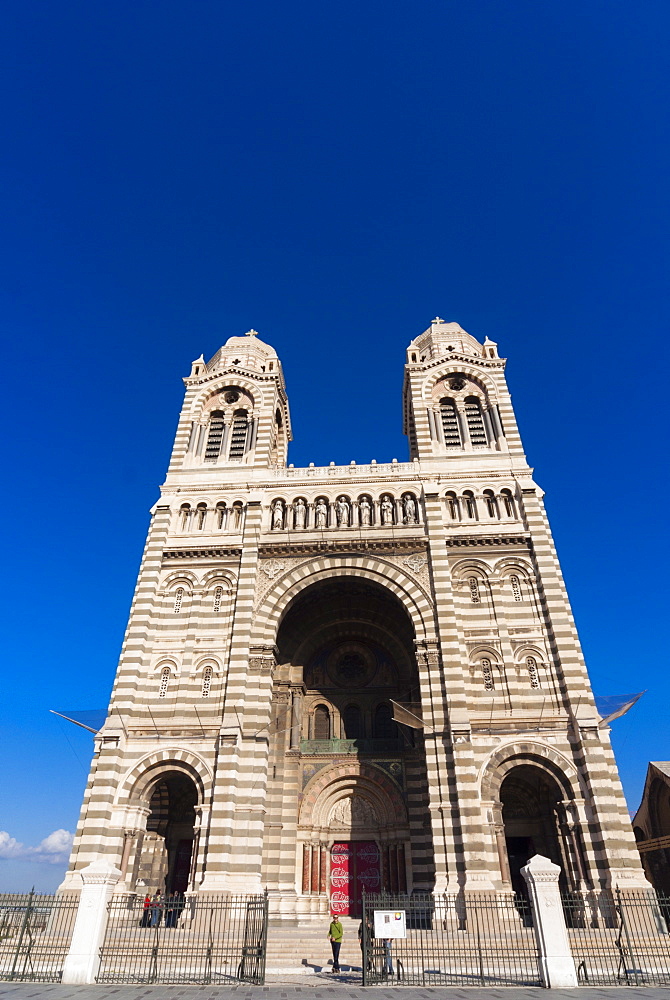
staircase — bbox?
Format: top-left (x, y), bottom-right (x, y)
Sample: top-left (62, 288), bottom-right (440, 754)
top-left (265, 916), bottom-right (363, 973)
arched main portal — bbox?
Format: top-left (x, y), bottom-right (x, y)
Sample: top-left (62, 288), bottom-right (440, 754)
top-left (499, 764), bottom-right (570, 895)
top-left (267, 575), bottom-right (434, 913)
top-left (130, 770), bottom-right (199, 894)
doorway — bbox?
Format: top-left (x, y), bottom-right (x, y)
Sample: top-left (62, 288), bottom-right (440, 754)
top-left (330, 841), bottom-right (381, 917)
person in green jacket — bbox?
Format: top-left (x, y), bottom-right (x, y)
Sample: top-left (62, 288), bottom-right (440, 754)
top-left (328, 912), bottom-right (343, 972)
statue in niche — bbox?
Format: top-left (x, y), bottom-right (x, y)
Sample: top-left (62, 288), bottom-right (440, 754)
top-left (336, 497), bottom-right (350, 527)
top-left (294, 498), bottom-right (306, 528)
top-left (403, 495), bottom-right (417, 524)
top-left (315, 499), bottom-right (328, 529)
top-left (271, 500), bottom-right (284, 530)
top-left (381, 496), bottom-right (394, 525)
top-left (359, 498), bottom-right (371, 526)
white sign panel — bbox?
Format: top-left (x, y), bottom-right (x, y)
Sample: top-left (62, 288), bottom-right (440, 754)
top-left (373, 909), bottom-right (407, 939)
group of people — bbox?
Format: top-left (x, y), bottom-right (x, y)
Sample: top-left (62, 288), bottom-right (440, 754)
top-left (327, 912), bottom-right (393, 977)
top-left (139, 891), bottom-right (185, 928)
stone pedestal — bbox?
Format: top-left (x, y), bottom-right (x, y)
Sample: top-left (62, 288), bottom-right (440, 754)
top-left (522, 854), bottom-right (577, 988)
top-left (61, 860), bottom-right (122, 985)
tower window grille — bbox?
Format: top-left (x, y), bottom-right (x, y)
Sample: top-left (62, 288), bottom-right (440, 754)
top-left (202, 666), bottom-right (213, 698)
top-left (228, 410), bottom-right (249, 460)
top-left (204, 412), bottom-right (225, 461)
top-left (469, 577), bottom-right (480, 603)
top-left (216, 503), bottom-right (226, 529)
top-left (158, 667), bottom-right (171, 698)
top-left (527, 656), bottom-right (540, 688)
top-left (314, 704), bottom-right (330, 740)
top-left (482, 658), bottom-right (494, 691)
top-left (439, 398), bottom-right (462, 448)
top-left (173, 587), bottom-right (184, 613)
top-left (465, 396), bottom-right (488, 446)
top-left (196, 504), bottom-right (207, 530)
top-left (213, 586), bottom-right (223, 612)
top-left (510, 575), bottom-right (522, 601)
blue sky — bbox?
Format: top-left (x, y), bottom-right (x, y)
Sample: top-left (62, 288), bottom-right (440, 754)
top-left (1, 0), bottom-right (668, 891)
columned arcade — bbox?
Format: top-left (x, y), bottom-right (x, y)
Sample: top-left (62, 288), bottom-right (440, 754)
top-left (61, 318), bottom-right (648, 912)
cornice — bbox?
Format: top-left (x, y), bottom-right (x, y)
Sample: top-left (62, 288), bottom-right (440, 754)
top-left (446, 534), bottom-right (530, 547)
top-left (164, 547), bottom-right (242, 560)
top-left (404, 352), bottom-right (506, 377)
top-left (259, 537), bottom-right (429, 558)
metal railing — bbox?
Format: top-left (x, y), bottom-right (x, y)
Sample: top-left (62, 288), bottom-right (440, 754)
top-left (563, 888), bottom-right (670, 985)
top-left (361, 892), bottom-right (540, 987)
top-left (97, 891), bottom-right (268, 984)
top-left (300, 737), bottom-right (402, 755)
top-left (0, 890), bottom-right (78, 982)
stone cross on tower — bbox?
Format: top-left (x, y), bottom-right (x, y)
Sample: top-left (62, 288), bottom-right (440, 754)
top-left (245, 328), bottom-right (259, 337)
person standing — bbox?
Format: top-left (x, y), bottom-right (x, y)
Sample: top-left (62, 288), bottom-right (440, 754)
top-left (328, 912), bottom-right (343, 973)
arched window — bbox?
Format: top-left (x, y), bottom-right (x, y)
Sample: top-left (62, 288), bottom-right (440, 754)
top-left (228, 410), bottom-right (249, 460)
top-left (446, 492), bottom-right (459, 519)
top-left (465, 396), bottom-right (488, 446)
top-left (158, 666), bottom-right (171, 698)
top-left (468, 577), bottom-right (481, 603)
top-left (342, 704), bottom-right (363, 740)
top-left (179, 504), bottom-right (191, 531)
top-left (314, 704), bottom-right (330, 740)
top-left (510, 575), bottom-right (522, 602)
top-left (440, 398), bottom-right (462, 448)
top-left (374, 704), bottom-right (395, 740)
top-left (173, 587), bottom-right (184, 613)
top-left (213, 586), bottom-right (223, 612)
top-left (484, 490), bottom-right (498, 518)
top-left (231, 502), bottom-right (244, 530)
top-left (501, 489), bottom-right (516, 517)
top-left (481, 658), bottom-right (494, 691)
top-left (527, 656), bottom-right (540, 688)
top-left (201, 666), bottom-right (213, 698)
top-left (216, 502), bottom-right (226, 529)
top-left (205, 411), bottom-right (225, 461)
top-left (463, 491), bottom-right (477, 519)
top-left (196, 503), bottom-right (207, 530)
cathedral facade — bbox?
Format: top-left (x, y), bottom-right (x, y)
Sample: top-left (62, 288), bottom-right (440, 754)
top-left (61, 318), bottom-right (647, 914)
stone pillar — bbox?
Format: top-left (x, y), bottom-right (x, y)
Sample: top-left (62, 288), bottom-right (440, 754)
top-left (290, 687), bottom-right (303, 750)
top-left (521, 854), bottom-right (577, 988)
top-left (61, 861), bottom-right (122, 985)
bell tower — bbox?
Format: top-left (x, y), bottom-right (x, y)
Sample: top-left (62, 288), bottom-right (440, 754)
top-left (403, 317), bottom-right (521, 462)
top-left (175, 329), bottom-right (292, 471)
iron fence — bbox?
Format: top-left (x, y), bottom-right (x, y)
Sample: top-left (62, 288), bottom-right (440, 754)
top-left (563, 888), bottom-right (670, 985)
top-left (361, 891), bottom-right (540, 986)
top-left (0, 890), bottom-right (78, 982)
top-left (97, 891), bottom-right (268, 984)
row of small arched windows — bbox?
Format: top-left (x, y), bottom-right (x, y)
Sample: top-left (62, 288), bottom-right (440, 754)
top-left (177, 501), bottom-right (245, 533)
top-left (170, 585), bottom-right (226, 613)
top-left (445, 489), bottom-right (516, 521)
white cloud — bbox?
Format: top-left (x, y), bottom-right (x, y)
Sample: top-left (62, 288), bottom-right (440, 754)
top-left (0, 829), bottom-right (73, 865)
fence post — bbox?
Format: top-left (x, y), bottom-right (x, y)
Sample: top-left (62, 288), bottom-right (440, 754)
top-left (522, 854), bottom-right (577, 988)
top-left (61, 860), bottom-right (122, 985)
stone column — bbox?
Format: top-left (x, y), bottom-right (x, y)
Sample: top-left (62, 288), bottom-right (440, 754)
top-left (521, 854), bottom-right (577, 988)
top-left (290, 686), bottom-right (303, 749)
top-left (61, 861), bottom-right (122, 985)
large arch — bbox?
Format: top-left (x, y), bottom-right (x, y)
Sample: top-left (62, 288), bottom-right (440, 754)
top-left (251, 555), bottom-right (435, 647)
top-left (117, 748), bottom-right (213, 808)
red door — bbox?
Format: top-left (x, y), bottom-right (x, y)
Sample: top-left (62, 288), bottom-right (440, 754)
top-left (330, 841), bottom-right (380, 917)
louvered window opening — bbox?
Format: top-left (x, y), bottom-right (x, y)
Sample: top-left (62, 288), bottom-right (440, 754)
top-left (314, 705), bottom-right (330, 740)
top-left (159, 667), bottom-right (170, 698)
top-left (213, 587), bottom-right (223, 612)
top-left (228, 414), bottom-right (248, 460)
top-left (173, 588), bottom-right (184, 613)
top-left (510, 576), bottom-right (522, 602)
top-left (469, 577), bottom-right (480, 603)
top-left (527, 656), bottom-right (540, 688)
top-left (465, 398), bottom-right (488, 445)
top-left (202, 667), bottom-right (213, 698)
top-left (440, 399), bottom-right (462, 448)
top-left (205, 416), bottom-right (225, 461)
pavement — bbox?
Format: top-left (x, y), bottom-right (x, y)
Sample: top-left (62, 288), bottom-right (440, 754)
top-left (3, 986), bottom-right (670, 1000)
